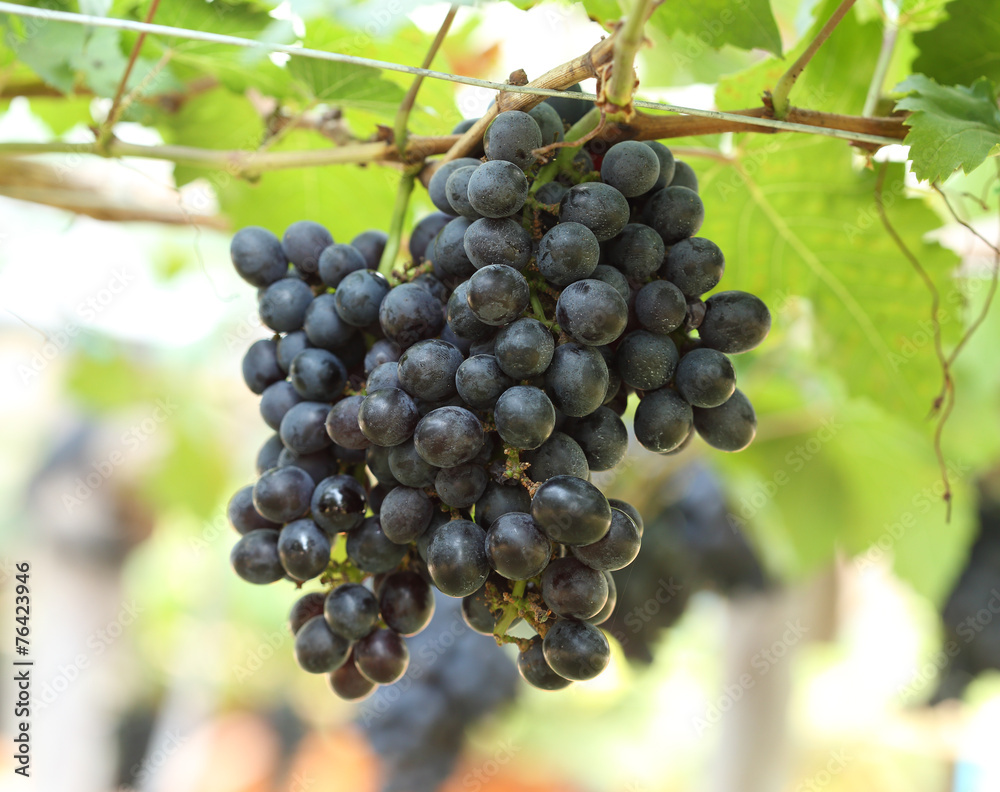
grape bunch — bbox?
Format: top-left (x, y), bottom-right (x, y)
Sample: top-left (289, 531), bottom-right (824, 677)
top-left (226, 98), bottom-right (770, 695)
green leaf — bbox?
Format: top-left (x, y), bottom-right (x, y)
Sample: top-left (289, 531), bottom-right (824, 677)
top-left (896, 75), bottom-right (1000, 183)
top-left (216, 129), bottom-right (398, 244)
top-left (4, 19), bottom-right (87, 94)
top-left (581, 0), bottom-right (621, 26)
top-left (650, 0), bottom-right (783, 57)
top-left (28, 96), bottom-right (94, 134)
top-left (912, 0), bottom-right (1000, 86)
top-left (716, 0), bottom-right (879, 112)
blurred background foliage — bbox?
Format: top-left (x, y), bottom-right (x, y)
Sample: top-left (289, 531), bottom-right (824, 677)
top-left (2, 0), bottom-right (1000, 790)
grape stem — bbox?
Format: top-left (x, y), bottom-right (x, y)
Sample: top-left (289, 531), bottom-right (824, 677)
top-left (771, 0), bottom-right (858, 119)
top-left (377, 168), bottom-right (418, 277)
top-left (493, 579), bottom-right (527, 639)
top-left (605, 0), bottom-right (658, 111)
top-left (393, 5), bottom-right (460, 159)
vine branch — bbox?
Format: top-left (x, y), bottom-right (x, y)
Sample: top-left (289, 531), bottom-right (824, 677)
top-left (772, 0), bottom-right (858, 119)
top-left (605, 0), bottom-right (657, 111)
top-left (393, 4), bottom-right (459, 158)
top-left (100, 0), bottom-right (161, 146)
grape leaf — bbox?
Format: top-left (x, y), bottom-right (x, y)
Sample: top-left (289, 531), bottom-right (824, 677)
top-left (912, 0), bottom-right (1000, 87)
top-left (580, 0), bottom-right (622, 26)
top-left (716, 0), bottom-right (879, 112)
top-left (895, 75), bottom-right (1000, 183)
top-left (650, 0), bottom-right (783, 57)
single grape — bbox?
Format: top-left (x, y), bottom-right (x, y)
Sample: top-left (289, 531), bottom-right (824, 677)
top-left (278, 400), bottom-right (332, 455)
top-left (380, 486), bottom-right (434, 544)
top-left (325, 583), bottom-right (379, 640)
top-left (556, 280), bottom-right (628, 346)
top-left (455, 354), bottom-right (513, 411)
top-left (228, 485), bottom-right (279, 534)
top-left (346, 516), bottom-right (409, 573)
top-left (698, 291), bottom-right (771, 354)
top-left (445, 164), bottom-right (483, 219)
top-left (463, 217), bottom-right (533, 270)
top-left (358, 387), bottom-right (421, 447)
top-left (425, 519), bottom-right (490, 597)
top-left (311, 474), bottom-right (368, 534)
top-left (518, 635), bottom-right (572, 690)
top-left (303, 294), bottom-right (357, 352)
top-left (603, 223), bottom-right (665, 281)
top-left (256, 434), bottom-right (283, 475)
top-left (589, 264), bottom-right (630, 302)
top-left (278, 518), bottom-right (331, 580)
top-left (242, 339), bottom-right (284, 395)
top-left (641, 185), bottom-right (704, 245)
top-left (559, 182), bottom-right (630, 242)
top-left (467, 159), bottom-right (530, 218)
top-left (277, 447), bottom-right (338, 483)
top-left (588, 572), bottom-right (617, 626)
top-left (535, 181), bottom-right (568, 208)
top-left (615, 330), bottom-right (678, 391)
top-left (544, 343), bottom-right (609, 417)
top-left (571, 508), bottom-right (641, 571)
top-left (541, 557), bottom-right (608, 620)
top-left (635, 280), bottom-right (687, 335)
top-left (494, 386), bottom-right (556, 451)
top-left (435, 464), bottom-right (488, 509)
top-left (522, 432), bottom-right (590, 482)
top-left (531, 475), bottom-right (612, 546)
top-left (446, 281), bottom-right (495, 342)
top-left (260, 380), bottom-right (302, 431)
top-left (318, 243), bottom-right (367, 288)
top-left (350, 229), bottom-right (388, 269)
top-left (252, 465), bottom-right (314, 523)
top-left (462, 585), bottom-right (501, 635)
top-left (643, 141), bottom-right (677, 192)
top-left (387, 440), bottom-right (439, 489)
top-left (413, 407), bottom-right (484, 468)
top-left (467, 264), bottom-right (530, 326)
top-left (379, 282), bottom-right (446, 349)
top-left (662, 237), bottom-right (725, 298)
top-left (486, 512), bottom-right (552, 580)
top-left (601, 140), bottom-right (661, 197)
top-left (542, 619), bottom-right (610, 681)
top-left (334, 270), bottom-right (391, 328)
top-left (354, 628), bottom-right (410, 684)
top-left (289, 592), bottom-right (326, 635)
top-left (231, 529), bottom-right (284, 584)
top-left (675, 348), bottom-right (736, 408)
top-left (398, 339), bottom-right (463, 401)
top-left (536, 222), bottom-right (600, 287)
top-left (493, 318), bottom-right (555, 380)
top-left (409, 212), bottom-right (453, 263)
top-left (329, 655), bottom-right (377, 701)
top-left (475, 481), bottom-right (532, 528)
top-left (283, 220), bottom-right (332, 280)
top-left (566, 406), bottom-right (628, 471)
top-left (528, 102), bottom-right (565, 146)
top-left (634, 388), bottom-right (694, 453)
top-left (379, 571), bottom-right (435, 636)
top-left (428, 157), bottom-right (482, 214)
top-left (484, 110), bottom-right (543, 171)
top-left (324, 395), bottom-right (370, 451)
top-left (692, 388), bottom-right (757, 451)
top-left (544, 83), bottom-right (592, 126)
top-left (364, 340), bottom-right (402, 376)
top-left (295, 615), bottom-right (351, 674)
top-left (259, 277), bottom-right (315, 334)
top-left (231, 226), bottom-right (288, 287)
top-left (287, 348), bottom-right (346, 402)
top-left (607, 498), bottom-right (643, 537)
top-left (670, 160), bottom-right (699, 192)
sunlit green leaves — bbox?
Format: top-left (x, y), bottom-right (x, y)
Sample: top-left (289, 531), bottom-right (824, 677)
top-left (912, 0), bottom-right (1000, 86)
top-left (896, 75), bottom-right (1000, 183)
top-left (650, 0), bottom-right (783, 57)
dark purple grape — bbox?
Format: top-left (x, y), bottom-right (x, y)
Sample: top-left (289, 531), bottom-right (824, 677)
top-left (540, 557), bottom-right (608, 619)
top-left (231, 226), bottom-right (288, 287)
top-left (252, 465), bottom-right (314, 523)
top-left (413, 407), bottom-right (484, 468)
top-left (542, 619), bottom-right (610, 681)
top-left (692, 388), bottom-right (757, 452)
top-left (425, 519), bottom-right (489, 597)
top-left (329, 654), bottom-right (377, 700)
top-left (571, 508), bottom-right (641, 571)
top-left (379, 486), bottom-right (434, 544)
top-left (294, 615), bottom-right (350, 674)
top-left (324, 583), bottom-right (379, 640)
top-left (531, 475), bottom-right (611, 546)
top-left (278, 518), bottom-right (331, 580)
top-left (378, 571), bottom-right (435, 636)
top-left (289, 592), bottom-right (326, 635)
top-left (358, 388), bottom-right (421, 447)
top-left (634, 389), bottom-right (694, 453)
top-left (346, 516), bottom-right (409, 573)
top-left (354, 628), bottom-right (410, 684)
top-left (518, 635), bottom-right (572, 690)
top-left (228, 485), bottom-right (279, 534)
top-left (231, 529), bottom-right (284, 584)
top-left (311, 475), bottom-right (368, 534)
top-left (242, 339), bottom-right (284, 395)
top-left (486, 512), bottom-right (552, 580)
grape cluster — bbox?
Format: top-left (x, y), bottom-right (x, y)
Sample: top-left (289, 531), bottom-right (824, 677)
top-left (226, 99), bottom-right (770, 695)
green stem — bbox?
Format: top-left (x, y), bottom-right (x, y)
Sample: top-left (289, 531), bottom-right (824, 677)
top-left (378, 170), bottom-right (417, 278)
top-left (772, 0), bottom-right (858, 119)
top-left (606, 0), bottom-right (655, 108)
top-left (530, 106), bottom-right (602, 194)
top-left (393, 4), bottom-right (459, 158)
top-left (493, 579), bottom-right (527, 639)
